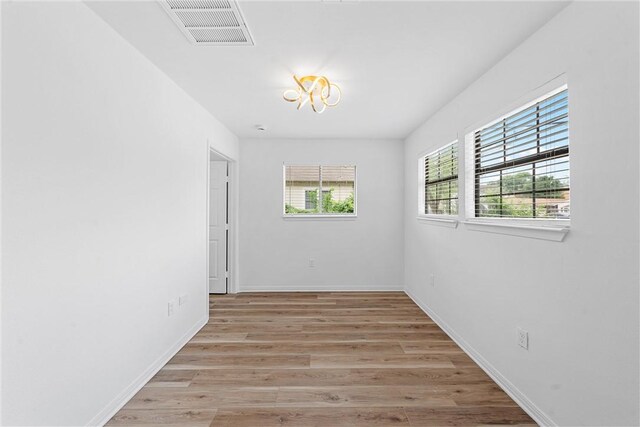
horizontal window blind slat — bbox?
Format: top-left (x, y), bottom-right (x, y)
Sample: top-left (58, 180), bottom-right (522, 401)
top-left (477, 122), bottom-right (568, 157)
top-left (425, 176), bottom-right (458, 186)
top-left (475, 113), bottom-right (568, 151)
top-left (478, 187), bottom-right (570, 197)
top-left (424, 141), bottom-right (458, 184)
top-left (478, 135), bottom-right (569, 164)
top-left (477, 90), bottom-right (567, 133)
top-left (476, 95), bottom-right (568, 140)
top-left (478, 162), bottom-right (570, 179)
top-left (476, 147), bottom-right (569, 175)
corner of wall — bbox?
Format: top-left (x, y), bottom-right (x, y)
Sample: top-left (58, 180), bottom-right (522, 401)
top-left (404, 288), bottom-right (555, 426)
top-left (87, 316), bottom-right (207, 427)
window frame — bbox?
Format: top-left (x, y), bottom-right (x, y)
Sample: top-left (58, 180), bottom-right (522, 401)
top-left (464, 82), bottom-right (571, 228)
top-left (282, 164), bottom-right (358, 219)
top-left (418, 140), bottom-right (459, 221)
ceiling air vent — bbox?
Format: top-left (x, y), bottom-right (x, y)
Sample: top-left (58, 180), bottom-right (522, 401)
top-left (161, 0), bottom-right (254, 46)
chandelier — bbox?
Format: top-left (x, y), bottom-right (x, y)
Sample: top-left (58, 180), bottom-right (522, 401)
top-left (283, 75), bottom-right (342, 114)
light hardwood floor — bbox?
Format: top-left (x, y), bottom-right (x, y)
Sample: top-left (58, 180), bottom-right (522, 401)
top-left (107, 292), bottom-right (535, 426)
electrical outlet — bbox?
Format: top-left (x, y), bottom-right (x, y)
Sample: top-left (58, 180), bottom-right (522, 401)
top-left (167, 301), bottom-right (175, 317)
top-left (517, 327), bottom-right (528, 349)
top-left (179, 294), bottom-right (188, 306)
top-left (429, 274), bottom-right (435, 287)
top-left (309, 258), bottom-right (315, 268)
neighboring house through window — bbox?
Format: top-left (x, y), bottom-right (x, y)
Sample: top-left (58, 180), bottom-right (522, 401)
top-left (305, 190), bottom-right (331, 210)
top-left (284, 165), bottom-right (356, 216)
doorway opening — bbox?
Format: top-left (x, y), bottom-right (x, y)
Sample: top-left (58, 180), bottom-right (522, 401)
top-left (208, 149), bottom-right (233, 294)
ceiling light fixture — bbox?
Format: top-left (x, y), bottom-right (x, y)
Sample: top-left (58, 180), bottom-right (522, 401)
top-left (283, 75), bottom-right (341, 114)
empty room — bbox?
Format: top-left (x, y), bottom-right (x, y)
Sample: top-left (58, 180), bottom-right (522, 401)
top-left (1, 0), bottom-right (639, 426)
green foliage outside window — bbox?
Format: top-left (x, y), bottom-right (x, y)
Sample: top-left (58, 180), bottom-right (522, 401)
top-left (494, 172), bottom-right (566, 197)
top-left (285, 188), bottom-right (354, 214)
top-left (479, 172), bottom-right (567, 218)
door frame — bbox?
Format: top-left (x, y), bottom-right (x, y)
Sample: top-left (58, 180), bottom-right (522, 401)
top-left (207, 145), bottom-right (237, 295)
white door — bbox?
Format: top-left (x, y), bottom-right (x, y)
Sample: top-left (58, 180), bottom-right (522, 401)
top-left (209, 160), bottom-right (228, 294)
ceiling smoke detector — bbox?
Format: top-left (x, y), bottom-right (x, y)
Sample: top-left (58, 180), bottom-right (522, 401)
top-left (161, 0), bottom-right (254, 46)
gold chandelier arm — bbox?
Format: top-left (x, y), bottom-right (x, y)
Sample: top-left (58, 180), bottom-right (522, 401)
top-left (319, 76), bottom-right (331, 98)
top-left (293, 75), bottom-right (307, 93)
top-left (309, 91), bottom-right (326, 114)
top-left (308, 76), bottom-right (323, 94)
top-left (298, 94), bottom-right (310, 110)
top-left (283, 88), bottom-right (301, 103)
top-left (321, 83), bottom-right (341, 107)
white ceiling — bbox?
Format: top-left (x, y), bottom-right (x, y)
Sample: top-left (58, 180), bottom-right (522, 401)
top-left (87, 0), bottom-right (569, 139)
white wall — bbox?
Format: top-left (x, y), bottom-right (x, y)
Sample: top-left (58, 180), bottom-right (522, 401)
top-left (1, 2), bottom-right (238, 426)
top-left (0, 1), bottom-right (4, 422)
top-left (239, 138), bottom-right (403, 291)
top-left (403, 2), bottom-right (639, 426)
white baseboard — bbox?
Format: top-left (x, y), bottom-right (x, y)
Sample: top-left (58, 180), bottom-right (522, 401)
top-left (238, 284), bottom-right (403, 292)
top-left (86, 316), bottom-right (208, 427)
top-left (404, 288), bottom-right (555, 427)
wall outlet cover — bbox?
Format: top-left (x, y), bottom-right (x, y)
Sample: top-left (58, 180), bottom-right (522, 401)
top-left (517, 327), bottom-right (529, 349)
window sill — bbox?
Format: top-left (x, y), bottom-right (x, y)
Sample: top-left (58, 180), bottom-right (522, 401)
top-left (283, 215), bottom-right (357, 221)
top-left (417, 216), bottom-right (459, 228)
top-left (462, 220), bottom-right (569, 242)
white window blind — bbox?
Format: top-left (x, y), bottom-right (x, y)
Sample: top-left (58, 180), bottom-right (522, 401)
top-left (474, 88), bottom-right (570, 219)
top-left (424, 141), bottom-right (458, 215)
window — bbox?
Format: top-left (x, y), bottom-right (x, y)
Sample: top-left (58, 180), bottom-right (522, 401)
top-left (473, 87), bottom-right (569, 219)
top-left (304, 190), bottom-right (316, 210)
top-left (284, 165), bottom-right (356, 216)
top-left (421, 141), bottom-right (458, 215)
top-left (304, 190), bottom-right (331, 210)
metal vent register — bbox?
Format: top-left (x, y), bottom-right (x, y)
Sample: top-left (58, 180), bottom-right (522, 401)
top-left (162, 0), bottom-right (254, 46)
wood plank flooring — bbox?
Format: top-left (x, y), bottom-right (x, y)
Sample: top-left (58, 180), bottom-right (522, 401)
top-left (107, 292), bottom-right (535, 426)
